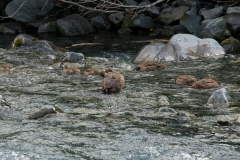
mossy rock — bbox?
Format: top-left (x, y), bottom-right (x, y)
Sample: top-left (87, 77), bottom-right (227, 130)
top-left (221, 36), bottom-right (240, 53)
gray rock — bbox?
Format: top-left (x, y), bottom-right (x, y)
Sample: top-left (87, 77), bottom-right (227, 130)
top-left (0, 95), bottom-right (10, 108)
top-left (61, 52), bottom-right (85, 64)
top-left (138, 1), bottom-right (160, 18)
top-left (197, 38), bottom-right (226, 58)
top-left (132, 41), bottom-right (165, 63)
top-left (38, 22), bottom-right (57, 33)
top-left (8, 34), bottom-right (68, 56)
top-left (153, 34), bottom-right (225, 61)
top-left (160, 6), bottom-right (188, 25)
top-left (217, 114), bottom-right (240, 125)
top-left (55, 14), bottom-right (95, 36)
top-left (152, 25), bottom-right (189, 38)
top-left (205, 88), bottom-right (230, 107)
top-left (200, 6), bottom-right (223, 20)
top-left (176, 0), bottom-right (200, 11)
top-left (0, 22), bottom-right (23, 34)
top-left (198, 17), bottom-right (228, 41)
top-left (87, 12), bottom-right (111, 31)
top-left (5, 0), bottom-right (54, 22)
top-left (109, 13), bottom-right (125, 26)
top-left (227, 7), bottom-right (240, 14)
top-left (180, 10), bottom-right (201, 34)
top-left (28, 106), bottom-right (57, 120)
top-left (221, 37), bottom-right (240, 53)
top-left (224, 13), bottom-right (240, 34)
top-left (122, 15), bottom-right (153, 29)
top-left (117, 28), bottom-right (132, 34)
top-left (122, 0), bottom-right (138, 5)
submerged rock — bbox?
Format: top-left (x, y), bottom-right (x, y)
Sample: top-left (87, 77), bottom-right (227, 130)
top-left (28, 106), bottom-right (57, 120)
top-left (217, 114), bottom-right (240, 125)
top-left (206, 88), bottom-right (230, 107)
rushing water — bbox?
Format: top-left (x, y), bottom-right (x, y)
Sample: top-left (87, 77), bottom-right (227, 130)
top-left (0, 32), bottom-right (240, 160)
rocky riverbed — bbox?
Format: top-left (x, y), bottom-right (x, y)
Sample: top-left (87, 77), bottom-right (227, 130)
top-left (0, 33), bottom-right (240, 159)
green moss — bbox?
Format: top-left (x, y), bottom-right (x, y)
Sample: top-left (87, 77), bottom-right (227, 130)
top-left (14, 38), bottom-right (23, 47)
top-left (31, 38), bottom-right (37, 41)
top-left (221, 37), bottom-right (239, 46)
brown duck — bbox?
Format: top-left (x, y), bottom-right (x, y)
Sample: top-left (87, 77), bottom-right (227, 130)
top-left (102, 70), bottom-right (125, 94)
top-left (84, 68), bottom-right (114, 77)
top-left (191, 78), bottom-right (220, 89)
top-left (62, 67), bottom-right (80, 75)
top-left (0, 64), bottom-right (14, 71)
top-left (133, 60), bottom-right (168, 71)
top-left (175, 75), bottom-right (197, 87)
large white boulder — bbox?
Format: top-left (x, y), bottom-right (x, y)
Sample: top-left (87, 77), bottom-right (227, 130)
top-left (153, 34), bottom-right (225, 61)
top-left (132, 41), bottom-right (165, 63)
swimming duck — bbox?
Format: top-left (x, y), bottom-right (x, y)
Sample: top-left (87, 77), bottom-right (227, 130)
top-left (61, 64), bottom-right (80, 75)
top-left (102, 70), bottom-right (125, 94)
top-left (133, 60), bottom-right (168, 71)
top-left (175, 75), bottom-right (197, 87)
top-left (191, 78), bottom-right (220, 89)
top-left (0, 64), bottom-right (14, 71)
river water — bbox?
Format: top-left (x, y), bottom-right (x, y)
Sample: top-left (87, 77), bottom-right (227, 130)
top-left (0, 32), bottom-right (240, 160)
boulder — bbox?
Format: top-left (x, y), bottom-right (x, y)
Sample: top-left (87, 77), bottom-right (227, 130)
top-left (153, 34), bottom-right (225, 61)
top-left (226, 7), bottom-right (240, 14)
top-left (132, 41), bottom-right (165, 63)
top-left (122, 0), bottom-right (138, 5)
top-left (224, 13), bottom-right (240, 38)
top-left (5, 0), bottom-right (54, 22)
top-left (0, 22), bottom-right (23, 34)
top-left (176, 0), bottom-right (200, 11)
top-left (221, 37), bottom-right (240, 53)
top-left (138, 1), bottom-right (160, 18)
top-left (151, 25), bottom-right (189, 37)
top-left (198, 17), bottom-right (228, 41)
top-left (8, 34), bottom-right (68, 56)
top-left (109, 13), bottom-right (125, 26)
top-left (117, 28), bottom-right (132, 34)
top-left (197, 38), bottom-right (226, 58)
top-left (38, 22), bottom-right (57, 33)
top-left (180, 10), bottom-right (201, 34)
top-left (55, 14), bottom-right (95, 36)
top-left (159, 6), bottom-right (188, 25)
top-left (87, 12), bottom-right (111, 31)
top-left (200, 6), bottom-right (223, 20)
top-left (122, 15), bottom-right (153, 29)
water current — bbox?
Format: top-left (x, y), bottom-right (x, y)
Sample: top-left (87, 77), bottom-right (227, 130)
top-left (0, 32), bottom-right (240, 159)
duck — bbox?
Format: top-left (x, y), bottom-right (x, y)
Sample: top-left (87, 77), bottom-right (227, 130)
top-left (191, 78), bottom-right (220, 89)
top-left (62, 66), bottom-right (81, 75)
top-left (102, 70), bottom-right (125, 94)
top-left (84, 68), bottom-right (114, 77)
top-left (133, 60), bottom-right (168, 71)
top-left (0, 64), bottom-right (14, 71)
top-left (175, 75), bottom-right (197, 87)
